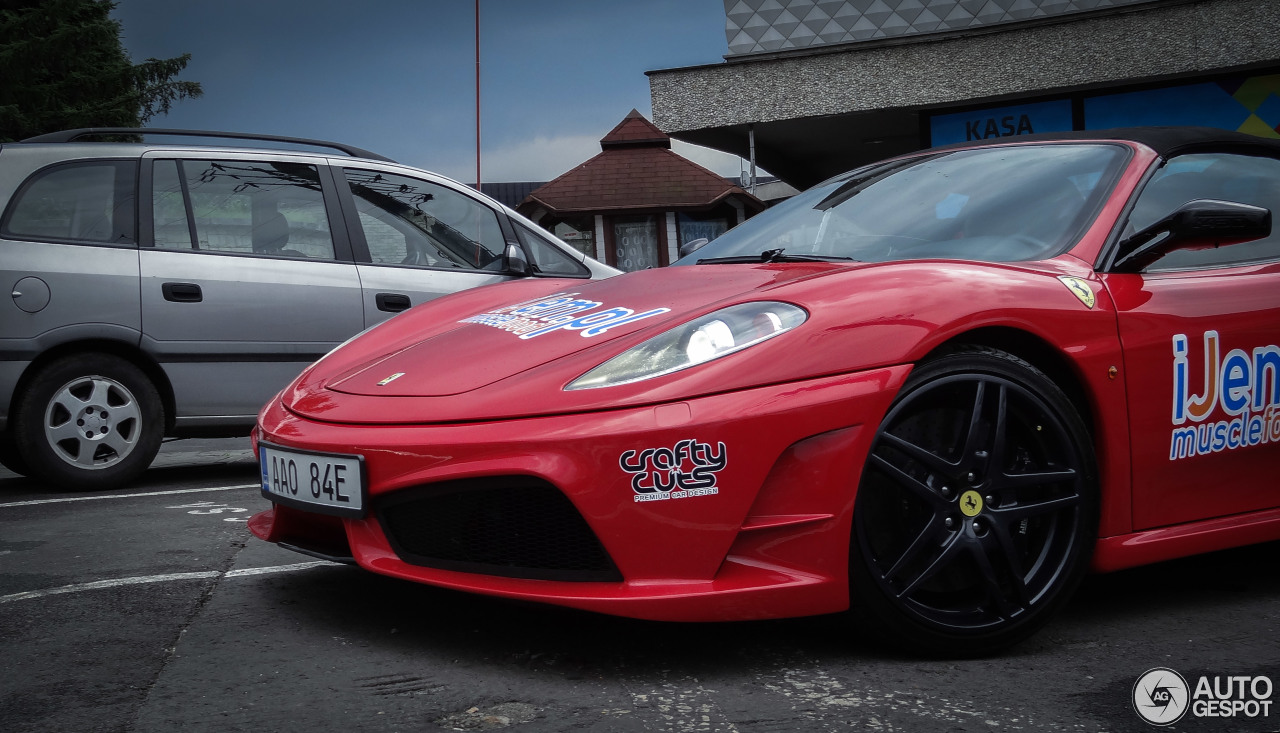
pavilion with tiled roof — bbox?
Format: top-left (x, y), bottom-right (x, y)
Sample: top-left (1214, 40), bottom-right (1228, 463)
top-left (518, 109), bottom-right (764, 271)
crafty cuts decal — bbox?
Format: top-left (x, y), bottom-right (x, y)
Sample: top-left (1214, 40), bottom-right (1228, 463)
top-left (1169, 331), bottom-right (1280, 460)
top-left (621, 439), bottom-right (726, 502)
top-left (460, 292), bottom-right (669, 339)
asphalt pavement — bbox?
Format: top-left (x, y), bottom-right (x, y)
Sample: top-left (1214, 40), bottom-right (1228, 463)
top-left (1, 440), bottom-right (1278, 732)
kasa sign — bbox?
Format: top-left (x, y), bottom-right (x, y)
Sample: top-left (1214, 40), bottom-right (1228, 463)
top-left (929, 99), bottom-right (1073, 146)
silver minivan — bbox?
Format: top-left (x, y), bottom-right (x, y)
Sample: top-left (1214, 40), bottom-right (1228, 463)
top-left (0, 129), bottom-right (617, 490)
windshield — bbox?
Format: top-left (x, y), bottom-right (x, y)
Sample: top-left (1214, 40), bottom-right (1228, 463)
top-left (678, 144), bottom-right (1128, 266)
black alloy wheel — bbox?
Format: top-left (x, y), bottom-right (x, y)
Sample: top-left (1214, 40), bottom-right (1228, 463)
top-left (850, 346), bottom-right (1098, 656)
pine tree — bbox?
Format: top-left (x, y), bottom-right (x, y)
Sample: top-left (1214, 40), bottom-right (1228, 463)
top-left (0, 0), bottom-right (202, 142)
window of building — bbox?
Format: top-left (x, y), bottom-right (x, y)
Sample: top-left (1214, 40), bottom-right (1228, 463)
top-left (612, 216), bottom-right (660, 271)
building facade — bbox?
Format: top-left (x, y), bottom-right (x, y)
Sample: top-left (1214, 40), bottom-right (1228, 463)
top-left (518, 110), bottom-right (764, 271)
top-left (648, 0), bottom-right (1280, 188)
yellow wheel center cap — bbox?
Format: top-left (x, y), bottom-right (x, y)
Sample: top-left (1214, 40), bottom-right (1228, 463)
top-left (959, 490), bottom-right (984, 517)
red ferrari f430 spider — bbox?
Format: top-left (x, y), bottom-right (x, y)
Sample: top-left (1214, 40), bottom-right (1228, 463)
top-left (251, 128), bottom-right (1280, 655)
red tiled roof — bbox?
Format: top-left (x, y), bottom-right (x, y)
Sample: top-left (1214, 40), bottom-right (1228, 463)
top-left (521, 111), bottom-right (761, 215)
top-left (600, 108), bottom-right (670, 148)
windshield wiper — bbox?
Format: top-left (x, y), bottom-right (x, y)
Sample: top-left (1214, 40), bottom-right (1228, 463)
top-left (813, 154), bottom-right (941, 211)
top-left (697, 248), bottom-right (856, 265)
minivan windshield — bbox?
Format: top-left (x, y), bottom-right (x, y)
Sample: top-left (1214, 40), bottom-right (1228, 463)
top-left (678, 144), bottom-right (1127, 266)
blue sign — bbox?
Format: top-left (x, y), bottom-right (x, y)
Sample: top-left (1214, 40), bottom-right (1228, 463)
top-left (1084, 83), bottom-right (1253, 130)
top-left (930, 100), bottom-right (1073, 146)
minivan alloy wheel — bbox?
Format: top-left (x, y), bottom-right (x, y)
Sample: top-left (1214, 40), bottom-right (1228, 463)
top-left (44, 374), bottom-right (141, 469)
top-left (15, 353), bottom-right (164, 491)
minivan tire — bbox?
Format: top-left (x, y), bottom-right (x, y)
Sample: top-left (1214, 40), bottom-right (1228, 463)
top-left (0, 429), bottom-right (29, 476)
top-left (14, 354), bottom-right (165, 491)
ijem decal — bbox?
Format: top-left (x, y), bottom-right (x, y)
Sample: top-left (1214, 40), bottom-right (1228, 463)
top-left (460, 292), bottom-right (669, 340)
top-left (1169, 330), bottom-right (1280, 460)
top-left (620, 439), bottom-right (726, 502)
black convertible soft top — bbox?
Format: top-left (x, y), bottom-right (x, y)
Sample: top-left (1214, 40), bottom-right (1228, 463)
top-left (935, 126), bottom-right (1280, 158)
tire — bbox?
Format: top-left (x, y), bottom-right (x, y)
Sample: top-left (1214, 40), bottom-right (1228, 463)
top-left (13, 353), bottom-right (165, 491)
top-left (0, 429), bottom-right (29, 476)
top-left (849, 346), bottom-right (1098, 656)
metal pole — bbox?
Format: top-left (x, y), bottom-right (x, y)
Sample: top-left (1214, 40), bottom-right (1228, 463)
top-left (475, 0), bottom-right (481, 189)
top-left (748, 124), bottom-right (757, 195)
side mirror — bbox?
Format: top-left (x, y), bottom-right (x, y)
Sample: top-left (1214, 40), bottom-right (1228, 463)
top-left (1111, 199), bottom-right (1271, 272)
top-left (504, 242), bottom-right (531, 276)
top-left (678, 238), bottom-right (710, 259)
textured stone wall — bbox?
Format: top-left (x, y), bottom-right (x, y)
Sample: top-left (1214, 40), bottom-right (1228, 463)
top-left (651, 0), bottom-right (1280, 132)
top-left (723, 0), bottom-right (1157, 56)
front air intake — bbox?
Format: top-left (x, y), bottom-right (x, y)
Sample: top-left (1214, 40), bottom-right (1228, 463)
top-left (376, 477), bottom-right (621, 582)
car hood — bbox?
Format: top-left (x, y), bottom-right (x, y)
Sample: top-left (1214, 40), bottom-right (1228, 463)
top-left (283, 258), bottom-right (1111, 424)
top-left (321, 264), bottom-right (833, 398)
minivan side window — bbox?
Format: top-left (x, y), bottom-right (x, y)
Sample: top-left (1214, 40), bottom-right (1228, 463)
top-left (344, 168), bottom-right (506, 270)
top-left (1125, 152), bottom-right (1280, 270)
top-left (152, 160), bottom-right (194, 249)
top-left (513, 221), bottom-right (590, 277)
top-left (2, 160), bottom-right (136, 245)
top-left (151, 159), bottom-right (335, 259)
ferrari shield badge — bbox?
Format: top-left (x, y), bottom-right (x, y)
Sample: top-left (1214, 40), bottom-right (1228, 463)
top-left (1057, 276), bottom-right (1096, 309)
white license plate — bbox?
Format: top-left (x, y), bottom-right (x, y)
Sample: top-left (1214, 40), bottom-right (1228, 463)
top-left (259, 441), bottom-right (366, 518)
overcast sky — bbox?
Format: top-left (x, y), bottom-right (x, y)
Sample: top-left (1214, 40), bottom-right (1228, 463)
top-left (110, 0), bottom-right (745, 184)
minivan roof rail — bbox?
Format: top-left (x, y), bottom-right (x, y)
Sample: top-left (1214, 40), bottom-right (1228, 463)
top-left (20, 128), bottom-right (396, 163)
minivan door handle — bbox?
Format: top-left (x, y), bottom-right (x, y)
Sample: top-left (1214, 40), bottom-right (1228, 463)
top-left (162, 282), bottom-right (203, 303)
top-left (375, 293), bottom-right (412, 313)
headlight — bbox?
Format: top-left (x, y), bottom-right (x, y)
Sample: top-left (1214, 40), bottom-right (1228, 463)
top-left (566, 301), bottom-right (807, 390)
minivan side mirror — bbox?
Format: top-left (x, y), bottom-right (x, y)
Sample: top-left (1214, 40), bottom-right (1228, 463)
top-left (678, 238), bottom-right (710, 259)
top-left (1111, 199), bottom-right (1271, 273)
top-left (504, 242), bottom-right (531, 276)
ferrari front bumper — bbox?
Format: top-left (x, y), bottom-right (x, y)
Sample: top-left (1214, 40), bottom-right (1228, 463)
top-left (250, 365), bottom-right (910, 621)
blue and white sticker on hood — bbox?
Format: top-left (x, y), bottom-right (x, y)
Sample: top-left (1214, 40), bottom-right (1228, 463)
top-left (459, 292), bottom-right (669, 339)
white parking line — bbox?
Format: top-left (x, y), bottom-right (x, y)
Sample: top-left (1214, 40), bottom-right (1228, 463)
top-left (0, 561), bottom-right (342, 604)
top-left (1, 571), bottom-right (220, 603)
top-left (225, 561), bottom-right (338, 578)
top-left (0, 484), bottom-right (259, 509)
